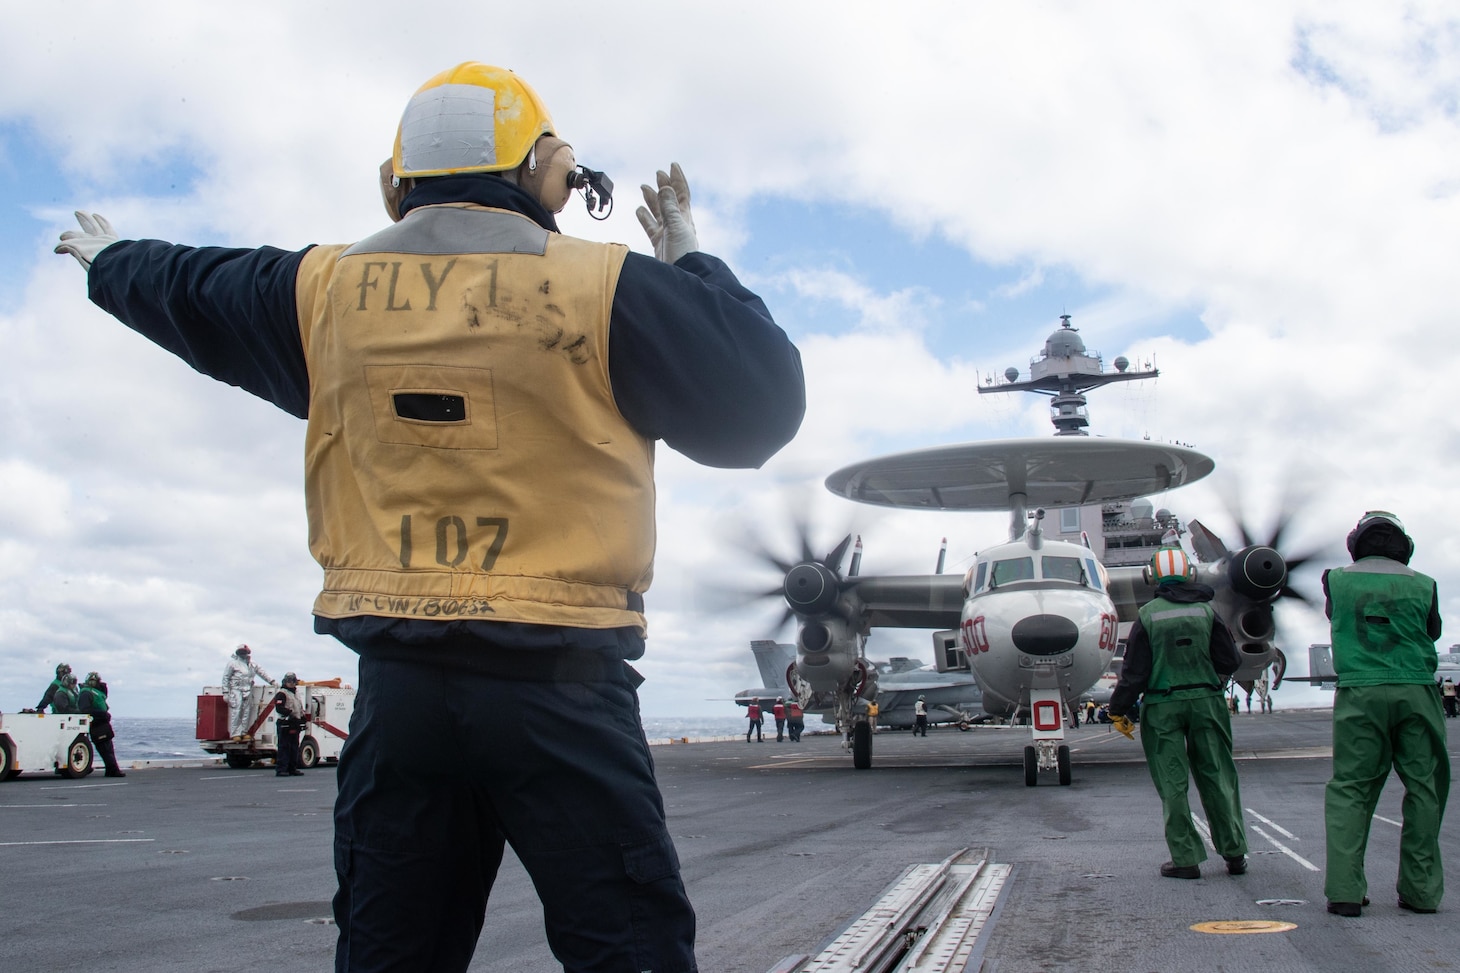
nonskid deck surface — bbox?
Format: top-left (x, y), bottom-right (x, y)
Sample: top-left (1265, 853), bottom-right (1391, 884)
top-left (4, 709), bottom-right (1458, 972)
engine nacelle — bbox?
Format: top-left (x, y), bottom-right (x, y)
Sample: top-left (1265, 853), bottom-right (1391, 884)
top-left (795, 616), bottom-right (862, 694)
top-left (980, 685), bottom-right (1019, 719)
top-left (1205, 571), bottom-right (1278, 684)
top-left (784, 561), bottom-right (842, 617)
top-left (1228, 545), bottom-right (1286, 602)
top-left (1231, 641), bottom-right (1277, 686)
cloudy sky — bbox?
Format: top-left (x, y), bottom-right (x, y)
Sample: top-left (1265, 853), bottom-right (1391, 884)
top-left (3, 2), bottom-right (1457, 719)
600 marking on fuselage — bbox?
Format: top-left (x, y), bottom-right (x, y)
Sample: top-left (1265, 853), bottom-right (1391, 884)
top-left (961, 615), bottom-right (991, 654)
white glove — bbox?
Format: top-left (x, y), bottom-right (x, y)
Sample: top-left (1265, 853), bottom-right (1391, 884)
top-left (55, 212), bottom-right (119, 271)
top-left (635, 163), bottom-right (698, 264)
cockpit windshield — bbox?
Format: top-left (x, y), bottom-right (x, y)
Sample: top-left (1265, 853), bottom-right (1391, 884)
top-left (990, 557), bottom-right (1035, 586)
top-left (1042, 556), bottom-right (1084, 583)
top-left (974, 551), bottom-right (1105, 592)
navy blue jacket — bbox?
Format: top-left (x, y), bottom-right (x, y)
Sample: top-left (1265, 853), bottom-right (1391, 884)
top-left (86, 176), bottom-right (806, 666)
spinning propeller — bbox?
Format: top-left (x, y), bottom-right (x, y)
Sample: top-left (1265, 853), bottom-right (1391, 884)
top-left (1184, 482), bottom-right (1330, 690)
top-left (1186, 484), bottom-right (1324, 607)
top-left (712, 491), bottom-right (865, 634)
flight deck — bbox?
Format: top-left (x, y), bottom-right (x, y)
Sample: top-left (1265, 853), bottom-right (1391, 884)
top-left (3, 708), bottom-right (1457, 972)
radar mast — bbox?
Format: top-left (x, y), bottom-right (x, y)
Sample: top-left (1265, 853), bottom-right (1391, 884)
top-left (980, 314), bottom-right (1158, 435)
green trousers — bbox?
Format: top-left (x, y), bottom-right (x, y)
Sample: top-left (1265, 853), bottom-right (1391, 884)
top-left (1140, 693), bottom-right (1248, 866)
top-left (1324, 683), bottom-right (1449, 909)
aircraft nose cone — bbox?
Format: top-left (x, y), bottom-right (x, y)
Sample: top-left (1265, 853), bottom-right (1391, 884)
top-left (1011, 614), bottom-right (1080, 655)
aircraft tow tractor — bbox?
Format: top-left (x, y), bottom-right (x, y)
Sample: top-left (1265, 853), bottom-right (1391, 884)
top-left (196, 679), bottom-right (354, 770)
top-left (0, 711), bottom-right (95, 780)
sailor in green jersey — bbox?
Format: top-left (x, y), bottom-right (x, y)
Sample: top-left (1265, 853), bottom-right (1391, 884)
top-left (51, 673), bottom-right (81, 714)
top-left (35, 662), bottom-right (72, 713)
top-left (1109, 546), bottom-right (1248, 880)
top-left (1322, 511), bottom-right (1447, 918)
top-left (78, 672), bottom-right (126, 777)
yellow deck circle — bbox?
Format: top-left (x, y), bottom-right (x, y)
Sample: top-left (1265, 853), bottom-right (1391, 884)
top-left (1190, 920), bottom-right (1298, 935)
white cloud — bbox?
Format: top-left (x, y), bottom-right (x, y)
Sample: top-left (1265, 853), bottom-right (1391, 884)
top-left (4, 1), bottom-right (1459, 722)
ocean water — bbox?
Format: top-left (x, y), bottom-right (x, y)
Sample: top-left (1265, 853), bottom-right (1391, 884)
top-left (638, 716), bottom-right (750, 743)
top-left (113, 718), bottom-right (212, 763)
top-left (112, 715), bottom-right (752, 763)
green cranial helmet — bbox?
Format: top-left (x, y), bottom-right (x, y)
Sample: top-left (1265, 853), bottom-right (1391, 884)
top-left (56, 662), bottom-right (72, 677)
top-left (1346, 510), bottom-right (1413, 563)
top-left (85, 671), bottom-right (101, 687)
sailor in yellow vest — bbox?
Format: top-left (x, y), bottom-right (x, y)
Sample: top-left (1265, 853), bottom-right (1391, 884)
top-left (56, 62), bottom-right (805, 973)
top-left (1109, 547), bottom-right (1248, 880)
top-left (1322, 511), bottom-right (1447, 917)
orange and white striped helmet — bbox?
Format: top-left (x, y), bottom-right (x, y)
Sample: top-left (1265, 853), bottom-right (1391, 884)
top-left (1150, 547), bottom-right (1192, 585)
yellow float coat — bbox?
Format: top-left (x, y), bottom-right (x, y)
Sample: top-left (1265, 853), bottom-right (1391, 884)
top-left (294, 203), bottom-right (653, 633)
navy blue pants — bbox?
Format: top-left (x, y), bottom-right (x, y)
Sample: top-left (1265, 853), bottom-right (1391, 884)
top-left (276, 728), bottom-right (300, 774)
top-left (332, 656), bottom-right (697, 973)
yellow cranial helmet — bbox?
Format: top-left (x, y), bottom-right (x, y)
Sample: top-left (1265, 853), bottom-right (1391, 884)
top-left (393, 62), bottom-right (556, 179)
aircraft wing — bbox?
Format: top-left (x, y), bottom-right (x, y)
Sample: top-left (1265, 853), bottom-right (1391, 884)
top-left (847, 574), bottom-right (967, 630)
top-left (1105, 566), bottom-right (1154, 622)
top-left (875, 678), bottom-right (976, 693)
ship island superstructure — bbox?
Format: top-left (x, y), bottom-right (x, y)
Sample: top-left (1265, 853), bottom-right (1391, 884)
top-left (979, 314), bottom-right (1182, 570)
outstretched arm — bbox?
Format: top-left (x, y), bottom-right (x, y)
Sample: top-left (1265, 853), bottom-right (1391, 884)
top-left (56, 213), bottom-right (313, 418)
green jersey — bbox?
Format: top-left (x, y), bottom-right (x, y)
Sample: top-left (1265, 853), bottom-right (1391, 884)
top-left (79, 686), bottom-right (109, 715)
top-left (1327, 558), bottom-right (1438, 687)
top-left (1138, 597), bottom-right (1221, 702)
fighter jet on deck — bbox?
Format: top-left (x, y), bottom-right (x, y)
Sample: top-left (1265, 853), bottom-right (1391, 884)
top-left (735, 640), bottom-right (985, 730)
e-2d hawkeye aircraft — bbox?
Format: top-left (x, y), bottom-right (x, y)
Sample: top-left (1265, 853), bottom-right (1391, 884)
top-left (765, 436), bottom-right (1298, 784)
